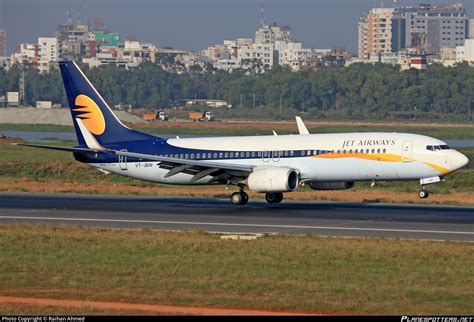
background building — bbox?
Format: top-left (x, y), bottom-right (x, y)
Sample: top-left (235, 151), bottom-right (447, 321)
top-left (469, 19), bottom-right (474, 39)
top-left (38, 37), bottom-right (59, 73)
top-left (358, 3), bottom-right (468, 59)
top-left (0, 29), bottom-right (6, 57)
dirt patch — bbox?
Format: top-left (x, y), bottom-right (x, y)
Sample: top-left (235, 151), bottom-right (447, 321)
top-left (1, 179), bottom-right (473, 205)
top-left (0, 295), bottom-right (319, 316)
top-left (132, 119), bottom-right (474, 131)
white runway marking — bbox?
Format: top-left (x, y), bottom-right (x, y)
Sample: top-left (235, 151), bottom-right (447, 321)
top-left (0, 215), bottom-right (473, 236)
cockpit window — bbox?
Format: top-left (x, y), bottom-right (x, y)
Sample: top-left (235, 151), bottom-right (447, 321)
top-left (427, 145), bottom-right (450, 151)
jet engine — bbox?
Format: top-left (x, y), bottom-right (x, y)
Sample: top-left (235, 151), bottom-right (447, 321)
top-left (309, 182), bottom-right (355, 190)
top-left (247, 168), bottom-right (299, 192)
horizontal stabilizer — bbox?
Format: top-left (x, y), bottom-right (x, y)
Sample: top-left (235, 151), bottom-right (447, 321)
top-left (13, 143), bottom-right (96, 153)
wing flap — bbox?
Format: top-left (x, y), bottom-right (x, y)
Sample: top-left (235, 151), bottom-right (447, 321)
top-left (114, 150), bottom-right (253, 173)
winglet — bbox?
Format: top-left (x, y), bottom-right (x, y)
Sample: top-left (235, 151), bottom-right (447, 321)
top-left (295, 116), bottom-right (310, 135)
top-left (272, 130), bottom-right (278, 136)
top-left (76, 118), bottom-right (106, 151)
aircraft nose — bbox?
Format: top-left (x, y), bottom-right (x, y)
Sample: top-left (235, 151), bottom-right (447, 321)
top-left (452, 152), bottom-right (469, 170)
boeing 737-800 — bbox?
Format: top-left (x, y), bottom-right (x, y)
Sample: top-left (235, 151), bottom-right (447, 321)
top-left (17, 61), bottom-right (469, 205)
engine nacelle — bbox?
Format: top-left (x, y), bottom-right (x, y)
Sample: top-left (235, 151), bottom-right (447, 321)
top-left (309, 182), bottom-right (355, 190)
top-left (247, 168), bottom-right (299, 193)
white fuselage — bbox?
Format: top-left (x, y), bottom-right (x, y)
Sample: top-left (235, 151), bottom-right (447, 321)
top-left (91, 132), bottom-right (468, 188)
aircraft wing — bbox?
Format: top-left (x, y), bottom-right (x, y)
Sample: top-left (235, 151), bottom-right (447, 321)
top-left (114, 149), bottom-right (252, 183)
top-left (15, 143), bottom-right (254, 183)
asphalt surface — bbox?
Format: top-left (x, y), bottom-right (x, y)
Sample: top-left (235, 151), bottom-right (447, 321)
top-left (0, 193), bottom-right (473, 241)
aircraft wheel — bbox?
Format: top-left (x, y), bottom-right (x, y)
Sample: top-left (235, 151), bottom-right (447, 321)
top-left (418, 189), bottom-right (429, 199)
top-left (231, 192), bottom-right (248, 205)
top-left (241, 192), bottom-right (249, 205)
top-left (265, 192), bottom-right (283, 204)
top-left (274, 192), bottom-right (283, 203)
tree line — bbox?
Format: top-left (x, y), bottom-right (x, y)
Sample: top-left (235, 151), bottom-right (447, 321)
top-left (0, 62), bottom-right (473, 120)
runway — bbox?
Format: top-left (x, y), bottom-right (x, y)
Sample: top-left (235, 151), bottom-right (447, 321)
top-left (0, 193), bottom-right (473, 241)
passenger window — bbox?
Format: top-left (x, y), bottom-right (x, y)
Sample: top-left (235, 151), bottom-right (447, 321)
top-left (219, 153), bottom-right (223, 158)
top-left (377, 149), bottom-right (380, 153)
top-left (246, 152), bottom-right (250, 158)
top-left (251, 151), bottom-right (255, 157)
top-left (230, 152), bottom-right (234, 158)
top-left (290, 151), bottom-right (294, 156)
top-left (258, 151), bottom-right (262, 157)
top-left (349, 150), bottom-right (353, 154)
top-left (208, 153), bottom-right (212, 158)
top-left (213, 153), bottom-right (217, 158)
top-left (371, 149), bottom-right (375, 153)
top-left (383, 148), bottom-right (386, 153)
top-left (366, 149), bottom-right (369, 154)
top-left (236, 152), bottom-right (240, 158)
top-left (224, 152), bottom-right (228, 158)
top-left (185, 154), bottom-right (189, 159)
top-left (343, 150), bottom-right (346, 154)
top-left (191, 154), bottom-right (194, 159)
top-left (197, 153), bottom-right (200, 159)
top-left (337, 150), bottom-right (340, 154)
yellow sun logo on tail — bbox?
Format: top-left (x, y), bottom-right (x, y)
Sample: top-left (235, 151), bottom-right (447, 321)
top-left (73, 95), bottom-right (106, 136)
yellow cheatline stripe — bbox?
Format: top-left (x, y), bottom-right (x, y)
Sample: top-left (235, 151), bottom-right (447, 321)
top-left (310, 153), bottom-right (450, 174)
top-left (420, 161), bottom-right (450, 175)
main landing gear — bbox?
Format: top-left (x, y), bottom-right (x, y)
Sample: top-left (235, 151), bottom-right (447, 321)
top-left (230, 186), bottom-right (249, 205)
top-left (265, 192), bottom-right (283, 204)
top-left (229, 187), bottom-right (285, 206)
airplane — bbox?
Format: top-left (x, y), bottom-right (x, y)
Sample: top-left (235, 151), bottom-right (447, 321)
top-left (17, 61), bottom-right (469, 205)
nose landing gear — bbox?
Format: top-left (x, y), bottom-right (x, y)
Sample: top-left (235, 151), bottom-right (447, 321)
top-left (418, 188), bottom-right (430, 199)
top-left (418, 177), bottom-right (442, 199)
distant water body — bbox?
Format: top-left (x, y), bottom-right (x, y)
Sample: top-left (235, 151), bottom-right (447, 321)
top-left (4, 131), bottom-right (474, 148)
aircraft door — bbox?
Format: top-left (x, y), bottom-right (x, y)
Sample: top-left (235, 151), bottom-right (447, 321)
top-left (402, 141), bottom-right (412, 162)
top-left (119, 149), bottom-right (128, 170)
top-left (262, 150), bottom-right (270, 162)
top-left (272, 150), bottom-right (280, 162)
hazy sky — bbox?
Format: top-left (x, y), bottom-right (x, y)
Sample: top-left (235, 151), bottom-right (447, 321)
top-left (1, 0), bottom-right (473, 55)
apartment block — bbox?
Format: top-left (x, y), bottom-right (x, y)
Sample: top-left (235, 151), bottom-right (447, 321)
top-left (456, 39), bottom-right (474, 64)
top-left (38, 37), bottom-right (59, 72)
top-left (358, 3), bottom-right (468, 58)
top-left (367, 8), bottom-right (395, 55)
top-left (469, 19), bottom-right (474, 39)
top-left (55, 23), bottom-right (89, 60)
top-left (0, 29), bottom-right (6, 57)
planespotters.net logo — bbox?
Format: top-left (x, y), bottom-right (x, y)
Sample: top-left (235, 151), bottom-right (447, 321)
top-left (402, 317), bottom-right (474, 322)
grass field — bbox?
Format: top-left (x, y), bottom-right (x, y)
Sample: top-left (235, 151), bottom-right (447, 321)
top-left (1, 120), bottom-right (474, 139)
top-left (0, 303), bottom-right (151, 315)
top-left (0, 224), bottom-right (472, 315)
